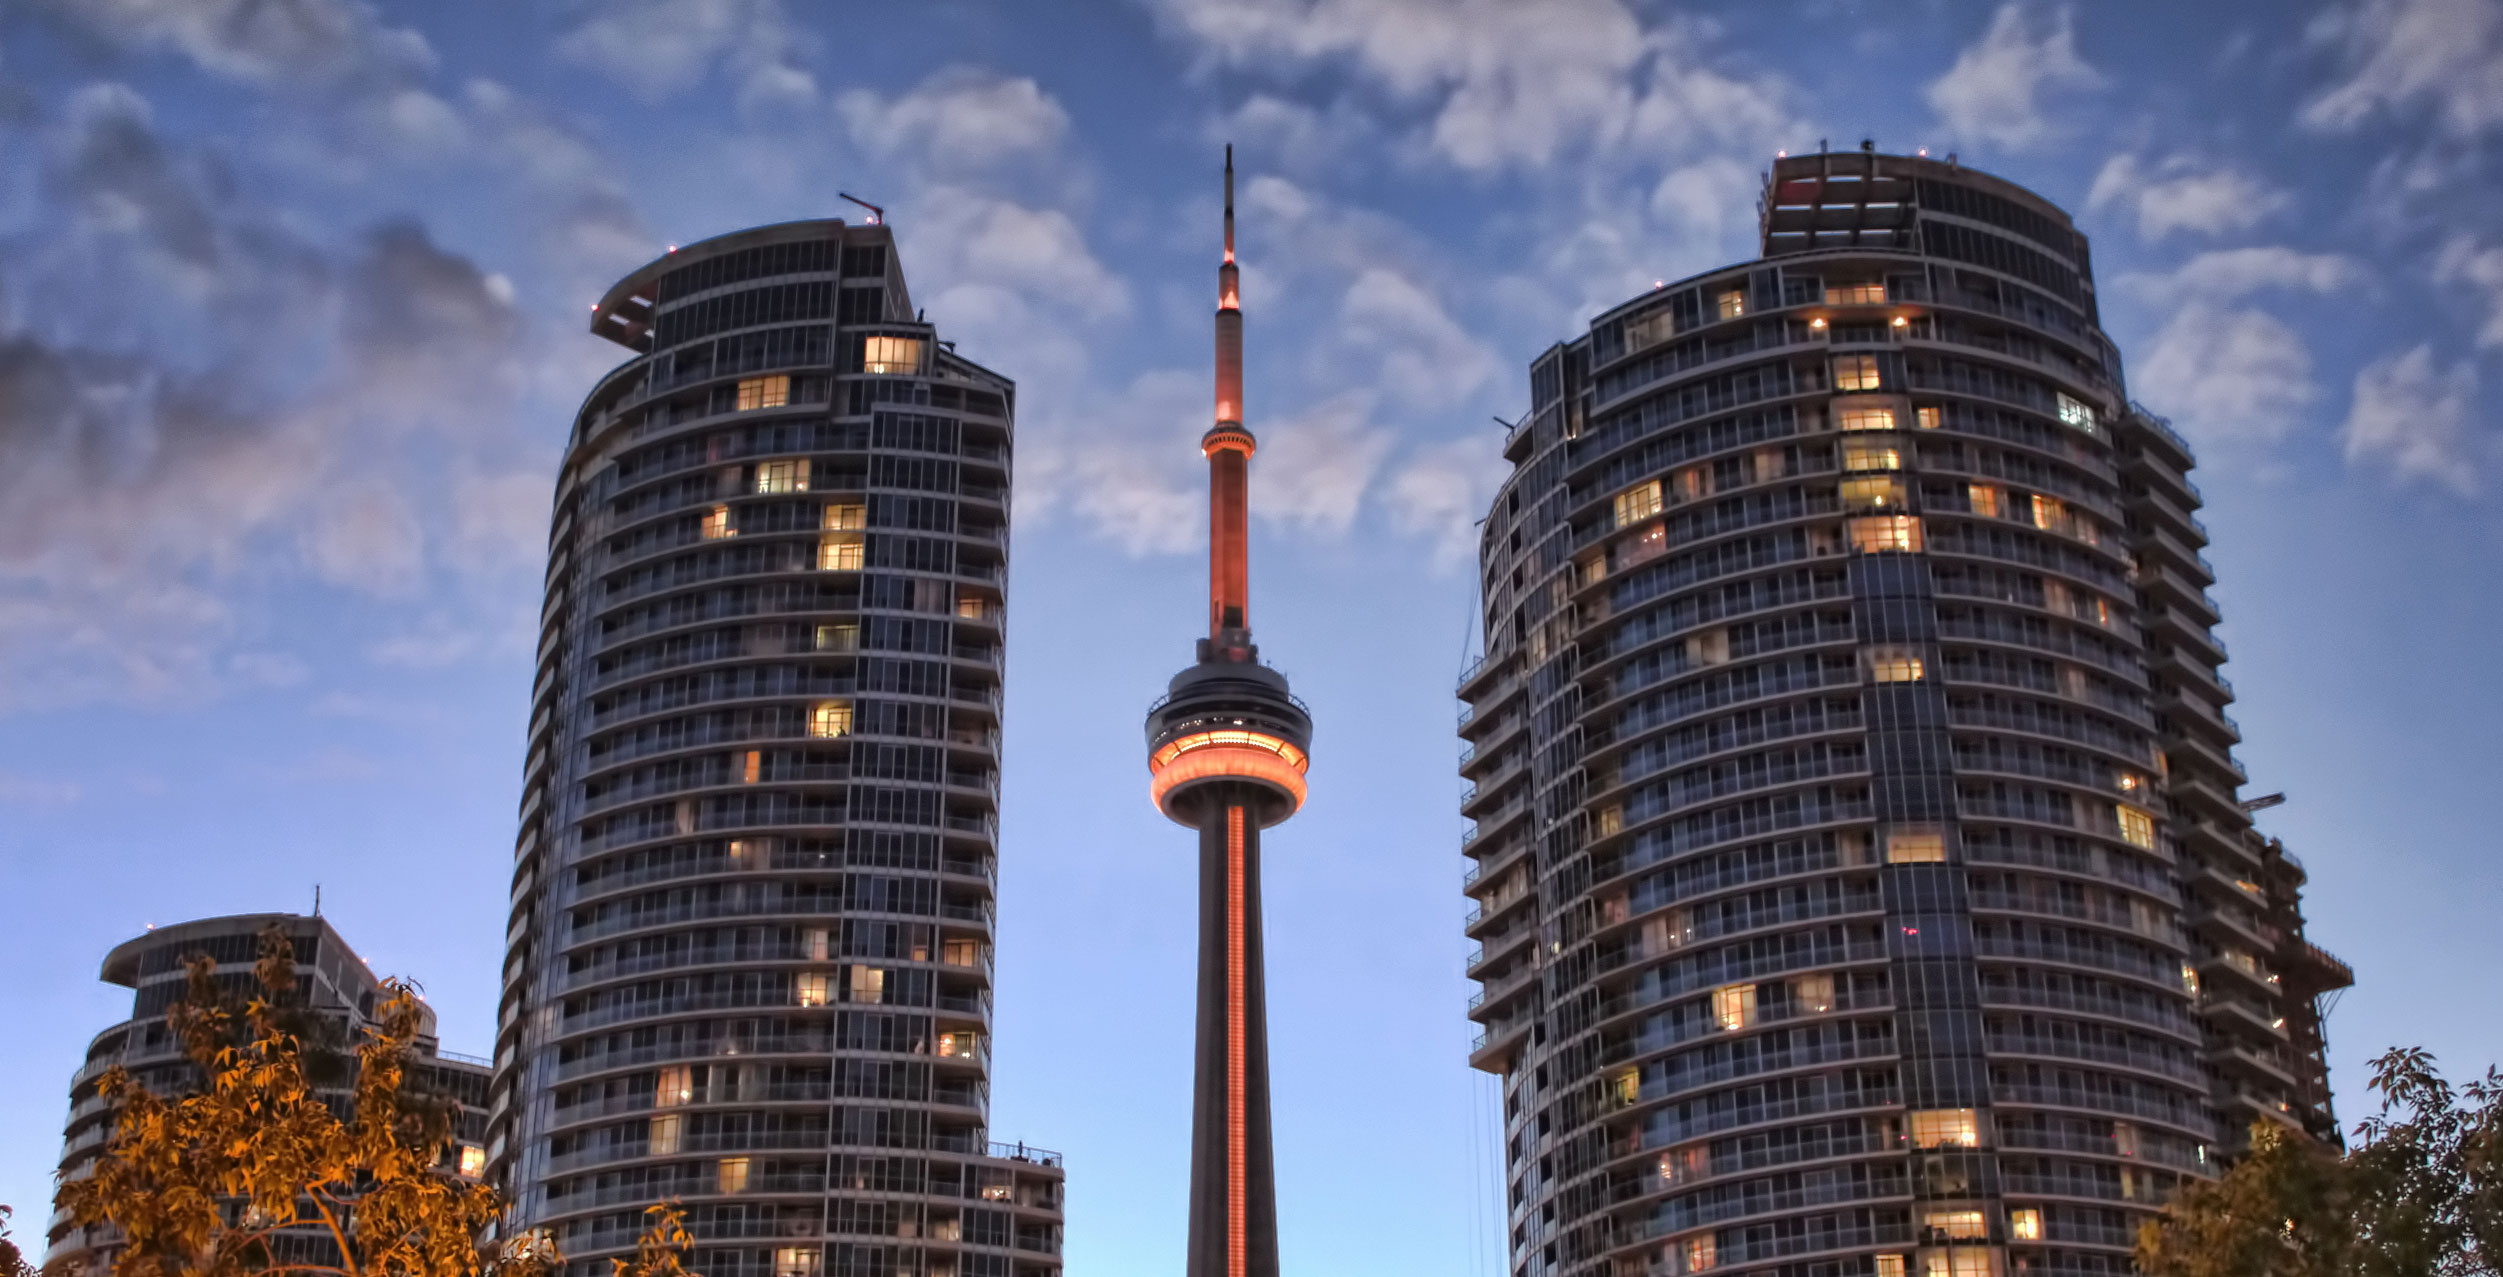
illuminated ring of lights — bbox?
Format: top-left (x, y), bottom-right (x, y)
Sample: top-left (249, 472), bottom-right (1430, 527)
top-left (1148, 730), bottom-right (1307, 824)
top-left (1203, 425), bottom-right (1256, 457)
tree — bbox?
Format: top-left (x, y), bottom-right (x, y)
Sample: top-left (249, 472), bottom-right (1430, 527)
top-left (4, 1206), bottom-right (38, 1277)
top-left (2138, 1046), bottom-right (2503, 1277)
top-left (51, 928), bottom-right (550, 1277)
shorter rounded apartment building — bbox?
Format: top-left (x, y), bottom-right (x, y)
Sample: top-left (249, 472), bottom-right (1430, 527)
top-left (1459, 149), bottom-right (2347, 1277)
top-left (46, 913), bottom-right (492, 1275)
top-left (489, 220), bottom-right (1063, 1277)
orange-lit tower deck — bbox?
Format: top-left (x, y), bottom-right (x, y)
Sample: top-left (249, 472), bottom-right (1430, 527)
top-left (1145, 146), bottom-right (1310, 1277)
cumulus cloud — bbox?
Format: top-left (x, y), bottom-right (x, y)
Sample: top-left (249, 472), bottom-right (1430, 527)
top-left (1336, 268), bottom-right (1502, 411)
top-left (0, 86), bottom-right (547, 710)
top-left (2086, 153), bottom-right (2291, 241)
top-left (33, 0), bottom-right (437, 88)
top-left (1251, 392), bottom-right (1395, 536)
top-left (2121, 247), bottom-right (2364, 453)
top-left (1924, 4), bottom-right (2106, 152)
top-left (838, 67), bottom-right (1071, 176)
top-left (2434, 237), bottom-right (2503, 348)
top-left (557, 0), bottom-right (815, 109)
top-left (2303, 0), bottom-right (2503, 137)
top-left (2339, 345), bottom-right (2482, 493)
top-left (1150, 0), bottom-right (1795, 173)
top-left (1384, 437), bottom-right (1507, 572)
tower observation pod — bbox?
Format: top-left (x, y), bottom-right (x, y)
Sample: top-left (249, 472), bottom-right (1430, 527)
top-left (1144, 145), bottom-right (1311, 1277)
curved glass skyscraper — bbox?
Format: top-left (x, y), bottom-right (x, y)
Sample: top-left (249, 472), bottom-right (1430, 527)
top-left (490, 220), bottom-right (1063, 1277)
top-left (1460, 150), bottom-right (2348, 1277)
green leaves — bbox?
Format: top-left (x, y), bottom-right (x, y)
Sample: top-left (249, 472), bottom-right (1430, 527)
top-left (2139, 1047), bottom-right (2503, 1277)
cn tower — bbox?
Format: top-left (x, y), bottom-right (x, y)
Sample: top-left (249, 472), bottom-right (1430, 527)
top-left (1145, 146), bottom-right (1312, 1277)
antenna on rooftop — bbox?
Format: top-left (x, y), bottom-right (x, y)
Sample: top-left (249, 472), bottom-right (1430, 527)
top-left (314, 883), bottom-right (322, 916)
top-left (838, 192), bottom-right (885, 225)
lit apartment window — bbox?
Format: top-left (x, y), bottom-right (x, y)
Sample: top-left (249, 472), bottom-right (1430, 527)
top-left (2112, 1121), bottom-right (2141, 1157)
top-left (862, 335), bottom-right (923, 374)
top-left (2057, 391), bottom-right (2097, 431)
top-left (736, 375), bottom-right (790, 411)
top-left (1619, 523), bottom-right (1668, 569)
top-left (1657, 1144), bottom-right (1706, 1183)
top-left (2180, 961), bottom-right (2201, 995)
top-left (815, 624), bottom-right (858, 651)
top-left (2116, 804), bottom-right (2156, 850)
top-left (773, 1246), bottom-right (821, 1277)
top-left (1674, 466), bottom-right (1708, 500)
top-left (1826, 282), bottom-right (1886, 304)
top-left (819, 535), bottom-right (865, 571)
top-left (1841, 476), bottom-right (1906, 511)
top-left (1596, 805), bottom-right (1624, 837)
top-left (938, 1031), bottom-right (981, 1059)
top-left (1842, 443), bottom-right (1901, 471)
top-left (649, 1114), bottom-right (682, 1155)
top-left (1688, 628), bottom-right (1729, 666)
top-left (1967, 484), bottom-right (2002, 518)
top-left (1908, 1108), bottom-right (1980, 1148)
top-left (1614, 480), bottom-right (1664, 527)
top-left (718, 1157), bottom-right (751, 1194)
top-left (795, 972), bottom-right (830, 1007)
top-left (1876, 1259), bottom-right (1907, 1277)
top-left (1925, 1211), bottom-right (1986, 1240)
top-left (957, 594), bottom-right (988, 620)
top-left (1685, 1235), bottom-right (1717, 1272)
top-left (457, 1144), bottom-right (486, 1178)
top-left (756, 458), bottom-right (810, 493)
top-left (1916, 405), bottom-right (1942, 429)
top-left (1886, 828), bottom-right (1947, 863)
top-left (654, 1065), bottom-right (693, 1107)
top-left (1922, 1251), bottom-right (1994, 1277)
top-left (1792, 973), bottom-right (1835, 1013)
top-left (2032, 493), bottom-right (2066, 531)
top-left (1832, 354), bottom-right (1882, 391)
top-left (849, 966), bottom-right (886, 1004)
top-left (741, 750), bottom-right (762, 784)
top-left (2010, 1207), bottom-right (2043, 1240)
top-left (822, 503), bottom-right (867, 530)
top-left (1612, 1069), bottom-right (1639, 1106)
top-left (1838, 406), bottom-right (1897, 432)
top-left (1865, 646), bottom-right (1926, 684)
top-left (1847, 515), bottom-right (1924, 554)
top-left (1711, 983), bottom-right (1756, 1031)
top-left (810, 700), bottom-right (853, 738)
top-left (943, 939), bottom-right (982, 967)
top-left (1716, 289), bottom-right (1746, 319)
top-left (700, 505), bottom-right (735, 539)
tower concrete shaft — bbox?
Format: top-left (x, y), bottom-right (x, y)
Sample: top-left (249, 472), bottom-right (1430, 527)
top-left (1146, 146), bottom-right (1311, 1277)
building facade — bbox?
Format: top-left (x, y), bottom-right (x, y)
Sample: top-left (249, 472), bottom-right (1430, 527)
top-left (1459, 149), bottom-right (2350, 1277)
top-left (488, 220), bottom-right (1063, 1277)
top-left (45, 913), bottom-right (492, 1273)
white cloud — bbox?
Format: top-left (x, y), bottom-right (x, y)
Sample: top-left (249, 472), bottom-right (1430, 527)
top-left (2303, 0), bottom-right (2503, 137)
top-left (35, 0), bottom-right (436, 87)
top-left (302, 481), bottom-right (426, 594)
top-left (556, 0), bottom-right (813, 107)
top-left (2339, 345), bottom-right (2482, 493)
top-left (2086, 153), bottom-right (2291, 241)
top-left (1250, 392), bottom-right (1394, 536)
top-left (1924, 4), bottom-right (2106, 152)
top-left (1384, 437), bottom-right (1507, 572)
top-left (1150, 0), bottom-right (1793, 173)
top-left (2119, 247), bottom-right (2367, 307)
top-left (838, 67), bottom-right (1071, 176)
top-left (1336, 268), bottom-right (1501, 411)
top-left (2435, 237), bottom-right (2503, 348)
top-left (2131, 305), bottom-right (2318, 450)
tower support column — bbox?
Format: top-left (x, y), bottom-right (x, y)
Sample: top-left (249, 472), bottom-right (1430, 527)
top-left (1185, 786), bottom-right (1278, 1277)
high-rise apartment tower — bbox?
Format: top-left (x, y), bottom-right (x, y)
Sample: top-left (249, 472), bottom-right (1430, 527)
top-left (1143, 148), bottom-right (1314, 1277)
top-left (47, 913), bottom-right (493, 1273)
top-left (1458, 149), bottom-right (2350, 1277)
top-left (490, 220), bottom-right (1064, 1277)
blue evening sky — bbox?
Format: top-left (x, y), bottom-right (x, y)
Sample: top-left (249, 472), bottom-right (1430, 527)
top-left (1, 1), bottom-right (2498, 1271)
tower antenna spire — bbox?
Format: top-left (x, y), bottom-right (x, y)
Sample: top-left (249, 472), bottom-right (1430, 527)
top-left (1205, 144), bottom-right (1252, 654)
